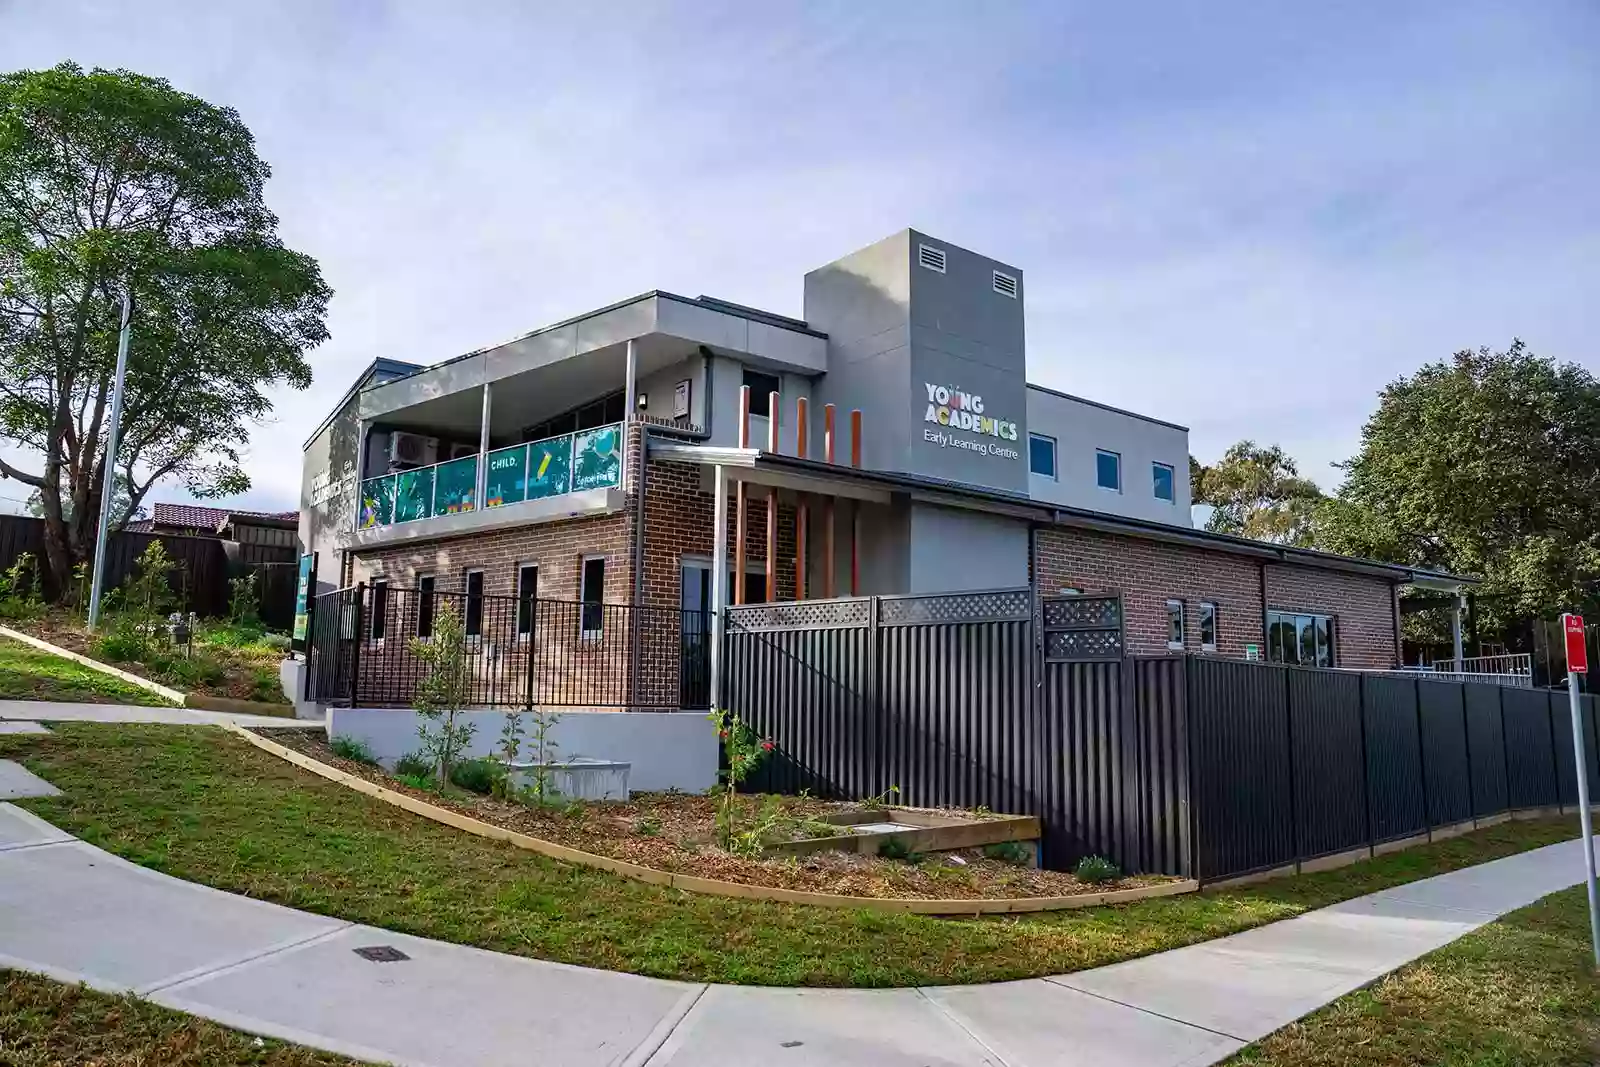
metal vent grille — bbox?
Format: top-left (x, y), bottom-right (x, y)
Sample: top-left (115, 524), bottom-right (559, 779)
top-left (992, 271), bottom-right (1017, 298)
top-left (918, 244), bottom-right (947, 273)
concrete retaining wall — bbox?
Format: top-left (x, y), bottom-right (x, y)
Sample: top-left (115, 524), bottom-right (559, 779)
top-left (325, 707), bottom-right (718, 793)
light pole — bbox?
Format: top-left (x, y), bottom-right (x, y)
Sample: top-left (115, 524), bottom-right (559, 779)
top-left (87, 281), bottom-right (133, 632)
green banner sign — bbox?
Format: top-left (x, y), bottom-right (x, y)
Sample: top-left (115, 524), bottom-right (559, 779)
top-left (432, 455), bottom-right (477, 517)
top-left (394, 467), bottom-right (433, 522)
top-left (484, 445), bottom-right (527, 508)
top-left (526, 434), bottom-right (574, 500)
top-left (292, 553), bottom-right (314, 646)
top-left (572, 424), bottom-right (622, 491)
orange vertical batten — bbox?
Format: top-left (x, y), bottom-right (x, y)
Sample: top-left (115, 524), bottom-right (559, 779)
top-left (766, 391), bottom-right (779, 603)
top-left (795, 397), bottom-right (808, 600)
top-left (823, 404), bottom-right (836, 598)
top-left (850, 409), bottom-right (862, 596)
top-left (735, 385), bottom-right (749, 605)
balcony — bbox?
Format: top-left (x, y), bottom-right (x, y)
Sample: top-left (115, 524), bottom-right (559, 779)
top-left (354, 423), bottom-right (625, 546)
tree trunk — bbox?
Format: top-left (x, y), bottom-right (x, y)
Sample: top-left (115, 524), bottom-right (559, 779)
top-left (35, 475), bottom-right (77, 599)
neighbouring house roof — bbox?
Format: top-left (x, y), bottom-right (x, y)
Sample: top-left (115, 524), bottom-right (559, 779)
top-left (134, 502), bottom-right (299, 536)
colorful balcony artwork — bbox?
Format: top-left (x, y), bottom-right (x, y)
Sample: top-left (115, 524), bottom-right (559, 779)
top-left (357, 423), bottom-right (622, 531)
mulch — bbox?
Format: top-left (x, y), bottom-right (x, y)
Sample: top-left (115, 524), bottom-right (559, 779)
top-left (259, 729), bottom-right (1173, 901)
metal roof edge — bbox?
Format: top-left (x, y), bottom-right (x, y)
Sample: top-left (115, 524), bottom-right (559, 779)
top-left (1025, 382), bottom-right (1189, 433)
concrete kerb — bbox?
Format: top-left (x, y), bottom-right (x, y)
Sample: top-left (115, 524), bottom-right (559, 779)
top-left (0, 626), bottom-right (183, 705)
top-left (224, 724), bottom-right (1201, 916)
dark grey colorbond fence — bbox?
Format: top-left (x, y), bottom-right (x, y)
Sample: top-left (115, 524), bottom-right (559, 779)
top-left (723, 588), bottom-right (1599, 881)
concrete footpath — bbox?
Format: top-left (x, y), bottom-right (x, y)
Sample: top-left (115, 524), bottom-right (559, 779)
top-left (0, 699), bottom-right (323, 730)
top-left (0, 802), bottom-right (1593, 1067)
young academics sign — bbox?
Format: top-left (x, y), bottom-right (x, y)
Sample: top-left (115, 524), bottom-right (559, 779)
top-left (921, 382), bottom-right (1021, 461)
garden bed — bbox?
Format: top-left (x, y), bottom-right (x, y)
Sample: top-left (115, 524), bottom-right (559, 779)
top-left (263, 729), bottom-right (1167, 901)
top-left (18, 609), bottom-right (289, 704)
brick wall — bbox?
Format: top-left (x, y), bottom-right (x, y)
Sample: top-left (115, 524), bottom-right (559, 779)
top-left (1265, 564), bottom-right (1399, 669)
top-left (1033, 526), bottom-right (1263, 656)
top-left (641, 458), bottom-right (797, 608)
top-left (1033, 526), bottom-right (1401, 667)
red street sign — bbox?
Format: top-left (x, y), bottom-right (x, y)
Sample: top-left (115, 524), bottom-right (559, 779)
top-left (1563, 613), bottom-right (1587, 674)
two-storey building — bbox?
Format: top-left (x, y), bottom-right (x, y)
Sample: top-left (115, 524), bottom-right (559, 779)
top-left (299, 229), bottom-right (1463, 711)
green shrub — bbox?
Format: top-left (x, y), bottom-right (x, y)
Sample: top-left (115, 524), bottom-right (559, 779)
top-left (329, 735), bottom-right (377, 765)
top-left (92, 629), bottom-right (145, 663)
top-left (632, 816), bottom-right (661, 837)
top-left (248, 668), bottom-right (282, 703)
top-left (877, 835), bottom-right (924, 864)
top-left (448, 757), bottom-right (501, 795)
top-left (393, 752), bottom-right (433, 779)
top-left (396, 772), bottom-right (435, 792)
top-left (981, 840), bottom-right (1034, 866)
top-left (1075, 855), bottom-right (1121, 885)
top-left (152, 655), bottom-right (226, 688)
top-left (260, 632), bottom-right (291, 652)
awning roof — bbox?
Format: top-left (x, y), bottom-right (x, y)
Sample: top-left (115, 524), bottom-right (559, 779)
top-left (647, 436), bottom-right (1478, 588)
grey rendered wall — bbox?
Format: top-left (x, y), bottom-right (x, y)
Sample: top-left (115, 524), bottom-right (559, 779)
top-left (1026, 387), bottom-right (1192, 526)
top-left (635, 353), bottom-right (707, 430)
top-left (804, 230), bottom-right (913, 473)
top-left (300, 404), bottom-right (363, 594)
top-left (904, 230), bottom-right (1030, 495)
top-left (804, 230), bottom-right (1029, 495)
top-left (907, 503), bottom-right (1031, 593)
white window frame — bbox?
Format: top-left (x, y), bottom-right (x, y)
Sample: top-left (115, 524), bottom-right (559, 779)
top-left (462, 567), bottom-right (485, 644)
top-left (1096, 449), bottom-right (1122, 493)
top-left (415, 573), bottom-right (436, 641)
top-left (1166, 599), bottom-right (1185, 650)
top-left (1199, 601), bottom-right (1218, 652)
top-left (1152, 461), bottom-right (1176, 503)
top-left (579, 555), bottom-right (606, 640)
top-left (1028, 432), bottom-right (1058, 480)
top-left (515, 562), bottom-right (539, 642)
top-left (368, 577), bottom-right (389, 646)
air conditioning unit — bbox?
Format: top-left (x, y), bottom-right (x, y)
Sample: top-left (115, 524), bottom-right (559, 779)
top-left (447, 442), bottom-right (478, 461)
top-left (389, 432), bottom-right (438, 468)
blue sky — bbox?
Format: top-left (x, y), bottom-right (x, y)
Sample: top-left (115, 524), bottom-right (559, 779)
top-left (2, 0), bottom-right (1595, 512)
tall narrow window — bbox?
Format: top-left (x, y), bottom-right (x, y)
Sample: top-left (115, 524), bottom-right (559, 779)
top-left (1096, 449), bottom-right (1122, 492)
top-left (1199, 601), bottom-right (1217, 651)
top-left (1166, 599), bottom-right (1185, 649)
top-left (580, 556), bottom-right (606, 638)
top-left (516, 564), bottom-right (538, 639)
top-left (370, 579), bottom-right (388, 641)
top-left (742, 370), bottom-right (780, 418)
top-left (1152, 462), bottom-right (1175, 502)
top-left (416, 575), bottom-right (435, 638)
top-left (464, 569), bottom-right (484, 638)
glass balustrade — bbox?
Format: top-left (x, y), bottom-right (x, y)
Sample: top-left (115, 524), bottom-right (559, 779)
top-left (356, 422), bottom-right (623, 531)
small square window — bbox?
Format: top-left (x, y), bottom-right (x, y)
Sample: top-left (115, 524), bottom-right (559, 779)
top-left (1153, 462), bottom-right (1175, 502)
top-left (580, 556), bottom-right (606, 638)
top-left (1029, 433), bottom-right (1057, 479)
top-left (1166, 600), bottom-right (1185, 649)
top-left (1096, 449), bottom-right (1122, 492)
top-left (743, 370), bottom-right (780, 419)
top-left (1199, 601), bottom-right (1217, 651)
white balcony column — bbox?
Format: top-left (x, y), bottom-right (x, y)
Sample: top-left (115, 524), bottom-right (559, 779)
top-left (475, 382), bottom-right (492, 507)
top-left (709, 463), bottom-right (729, 710)
top-left (623, 339), bottom-right (638, 490)
top-left (1452, 592), bottom-right (1466, 664)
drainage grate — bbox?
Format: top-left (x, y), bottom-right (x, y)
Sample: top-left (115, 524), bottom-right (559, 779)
top-left (353, 945), bottom-right (410, 963)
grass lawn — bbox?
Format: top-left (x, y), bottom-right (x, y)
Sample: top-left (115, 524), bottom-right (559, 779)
top-left (0, 970), bottom-right (356, 1066)
top-left (1230, 885), bottom-right (1600, 1066)
top-left (0, 636), bottom-right (174, 706)
top-left (0, 722), bottom-right (1586, 988)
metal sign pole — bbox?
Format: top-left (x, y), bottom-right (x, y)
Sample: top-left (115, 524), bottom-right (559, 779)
top-left (87, 282), bottom-right (133, 632)
top-left (1568, 669), bottom-right (1600, 968)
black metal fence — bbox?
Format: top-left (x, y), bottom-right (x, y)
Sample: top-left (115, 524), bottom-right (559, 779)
top-left (305, 584), bottom-right (706, 710)
top-left (723, 588), bottom-right (1599, 880)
